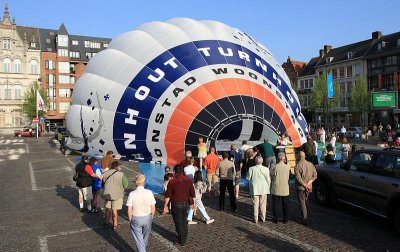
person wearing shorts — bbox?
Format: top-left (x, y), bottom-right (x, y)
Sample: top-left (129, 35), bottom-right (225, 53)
top-left (197, 137), bottom-right (207, 169)
top-left (75, 155), bottom-right (98, 213)
top-left (102, 161), bottom-right (128, 229)
top-left (203, 147), bottom-right (221, 197)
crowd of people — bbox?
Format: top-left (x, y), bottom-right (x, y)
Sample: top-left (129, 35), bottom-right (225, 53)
top-left (72, 136), bottom-right (319, 250)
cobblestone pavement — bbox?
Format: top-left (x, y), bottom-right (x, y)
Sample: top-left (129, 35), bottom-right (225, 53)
top-left (0, 136), bottom-right (398, 252)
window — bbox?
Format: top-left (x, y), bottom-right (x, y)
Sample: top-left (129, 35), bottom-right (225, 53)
top-left (300, 80), bottom-right (304, 89)
top-left (57, 49), bottom-right (68, 57)
top-left (103, 42), bottom-right (109, 48)
top-left (339, 67), bottom-right (344, 79)
top-left (30, 42), bottom-right (36, 48)
top-left (70, 76), bottom-right (75, 84)
top-left (354, 63), bottom-right (361, 76)
top-left (59, 75), bottom-right (70, 84)
top-left (69, 51), bottom-right (80, 58)
top-left (3, 58), bottom-right (11, 72)
top-left (382, 74), bottom-right (394, 90)
top-left (347, 152), bottom-right (374, 172)
top-left (373, 154), bottom-right (396, 177)
top-left (309, 79), bottom-right (314, 88)
top-left (340, 96), bottom-right (346, 107)
top-left (340, 82), bottom-right (346, 93)
top-left (347, 52), bottom-right (354, 59)
top-left (14, 59), bottom-right (21, 73)
top-left (90, 41), bottom-right (100, 49)
top-left (2, 39), bottom-right (11, 49)
top-left (46, 74), bottom-right (55, 86)
top-left (59, 89), bottom-right (72, 97)
top-left (72, 40), bottom-right (79, 46)
top-left (11, 110), bottom-right (22, 127)
top-left (346, 66), bottom-right (352, 77)
top-left (45, 60), bottom-right (55, 70)
top-left (14, 85), bottom-right (21, 99)
top-left (332, 69), bottom-right (337, 79)
top-left (347, 82), bottom-right (353, 93)
top-left (58, 62), bottom-right (70, 73)
top-left (47, 88), bottom-right (56, 99)
top-left (46, 38), bottom-right (51, 43)
top-left (59, 102), bottom-right (71, 113)
top-left (57, 35), bottom-right (68, 47)
top-left (30, 59), bottom-right (38, 74)
top-left (84, 41), bottom-right (90, 48)
top-left (4, 86), bottom-right (11, 99)
top-left (393, 158), bottom-right (400, 179)
top-left (304, 79), bottom-right (309, 89)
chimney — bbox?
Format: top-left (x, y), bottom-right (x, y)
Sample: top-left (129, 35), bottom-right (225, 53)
top-left (324, 45), bottom-right (332, 54)
top-left (372, 31), bottom-right (382, 40)
top-left (319, 49), bottom-right (324, 58)
top-left (287, 56), bottom-right (291, 63)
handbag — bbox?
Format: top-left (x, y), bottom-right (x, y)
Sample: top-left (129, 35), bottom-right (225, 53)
top-left (72, 173), bottom-right (79, 182)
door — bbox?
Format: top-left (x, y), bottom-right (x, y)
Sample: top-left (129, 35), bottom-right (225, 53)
top-left (334, 152), bottom-right (374, 204)
top-left (366, 154), bottom-right (400, 212)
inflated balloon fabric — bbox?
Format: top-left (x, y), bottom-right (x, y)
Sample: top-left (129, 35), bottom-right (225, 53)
top-left (66, 18), bottom-right (308, 165)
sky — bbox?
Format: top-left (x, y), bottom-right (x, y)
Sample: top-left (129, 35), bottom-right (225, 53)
top-left (7, 0), bottom-right (400, 64)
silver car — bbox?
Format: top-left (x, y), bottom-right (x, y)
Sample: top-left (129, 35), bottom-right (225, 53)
top-left (314, 148), bottom-right (400, 233)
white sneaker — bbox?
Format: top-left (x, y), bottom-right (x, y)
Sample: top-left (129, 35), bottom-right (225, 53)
top-left (188, 221), bottom-right (197, 225)
top-left (206, 219), bottom-right (215, 224)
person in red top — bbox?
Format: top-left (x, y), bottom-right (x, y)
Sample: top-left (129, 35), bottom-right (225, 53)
top-left (203, 147), bottom-right (221, 197)
top-left (163, 165), bottom-right (195, 247)
top-left (75, 155), bottom-right (99, 212)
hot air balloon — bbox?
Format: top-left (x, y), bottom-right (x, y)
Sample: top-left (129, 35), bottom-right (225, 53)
top-left (66, 18), bottom-right (308, 166)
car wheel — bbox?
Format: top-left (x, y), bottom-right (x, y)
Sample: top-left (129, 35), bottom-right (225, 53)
top-left (314, 180), bottom-right (331, 206)
top-left (18, 134), bottom-right (22, 137)
top-left (394, 205), bottom-right (400, 234)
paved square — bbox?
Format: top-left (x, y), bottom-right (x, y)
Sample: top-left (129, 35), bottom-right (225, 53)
top-left (0, 137), bottom-right (398, 252)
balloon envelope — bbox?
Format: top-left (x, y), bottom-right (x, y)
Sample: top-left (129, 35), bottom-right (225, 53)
top-left (66, 18), bottom-right (308, 165)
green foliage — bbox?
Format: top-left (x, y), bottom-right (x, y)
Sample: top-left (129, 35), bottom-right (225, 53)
top-left (349, 77), bottom-right (369, 125)
top-left (349, 77), bottom-right (369, 112)
top-left (311, 72), bottom-right (340, 113)
top-left (21, 82), bottom-right (49, 119)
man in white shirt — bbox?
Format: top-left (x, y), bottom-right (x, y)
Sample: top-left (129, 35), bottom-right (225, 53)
top-left (126, 175), bottom-right (156, 252)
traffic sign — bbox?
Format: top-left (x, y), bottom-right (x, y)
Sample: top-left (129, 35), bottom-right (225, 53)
top-left (32, 117), bottom-right (39, 124)
top-left (40, 117), bottom-right (45, 123)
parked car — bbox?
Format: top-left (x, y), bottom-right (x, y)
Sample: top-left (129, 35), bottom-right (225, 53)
top-left (345, 127), bottom-right (363, 138)
top-left (314, 147), bottom-right (400, 233)
top-left (14, 128), bottom-right (36, 137)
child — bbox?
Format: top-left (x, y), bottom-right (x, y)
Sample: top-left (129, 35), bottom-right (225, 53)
top-left (187, 170), bottom-right (215, 225)
top-left (163, 173), bottom-right (173, 214)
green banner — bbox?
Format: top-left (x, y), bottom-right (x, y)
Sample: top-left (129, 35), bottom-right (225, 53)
top-left (371, 92), bottom-right (397, 108)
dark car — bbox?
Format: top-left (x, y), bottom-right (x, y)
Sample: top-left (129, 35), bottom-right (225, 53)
top-left (314, 148), bottom-right (400, 233)
top-left (14, 128), bottom-right (36, 137)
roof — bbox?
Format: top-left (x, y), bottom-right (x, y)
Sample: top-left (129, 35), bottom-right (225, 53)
top-left (364, 31), bottom-right (400, 59)
top-left (315, 39), bottom-right (374, 67)
top-left (58, 23), bottom-right (68, 35)
top-left (292, 61), bottom-right (306, 72)
top-left (38, 26), bottom-right (111, 61)
top-left (298, 56), bottom-right (320, 77)
top-left (16, 26), bottom-right (40, 50)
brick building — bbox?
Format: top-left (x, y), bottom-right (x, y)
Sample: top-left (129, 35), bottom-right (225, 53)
top-left (282, 56), bottom-right (305, 89)
top-left (38, 24), bottom-right (110, 126)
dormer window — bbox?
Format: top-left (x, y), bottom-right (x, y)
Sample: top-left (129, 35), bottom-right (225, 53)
top-left (30, 42), bottom-right (36, 48)
top-left (377, 43), bottom-right (382, 50)
top-left (57, 35), bottom-right (68, 47)
top-left (347, 52), bottom-right (354, 59)
top-left (326, 57), bottom-right (333, 63)
top-left (397, 39), bottom-right (400, 46)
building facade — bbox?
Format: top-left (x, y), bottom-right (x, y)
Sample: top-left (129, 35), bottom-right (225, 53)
top-left (364, 31), bottom-right (400, 126)
top-left (282, 56), bottom-right (305, 89)
top-left (0, 4), bottom-right (41, 134)
top-left (39, 24), bottom-right (111, 126)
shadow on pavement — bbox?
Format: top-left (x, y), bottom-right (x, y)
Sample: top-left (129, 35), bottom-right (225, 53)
top-left (55, 185), bottom-right (79, 210)
top-left (235, 226), bottom-right (305, 251)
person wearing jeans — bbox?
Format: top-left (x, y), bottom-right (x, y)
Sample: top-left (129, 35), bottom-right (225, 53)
top-left (187, 170), bottom-right (215, 225)
top-left (126, 175), bottom-right (155, 252)
top-left (163, 165), bottom-right (196, 246)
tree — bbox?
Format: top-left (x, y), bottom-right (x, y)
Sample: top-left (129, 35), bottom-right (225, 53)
top-left (310, 72), bottom-right (340, 126)
top-left (21, 82), bottom-right (49, 120)
top-left (349, 77), bottom-right (369, 127)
